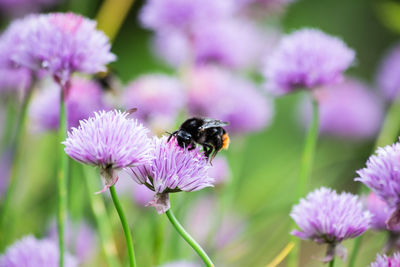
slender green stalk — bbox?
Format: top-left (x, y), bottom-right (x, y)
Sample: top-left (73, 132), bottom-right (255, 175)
top-left (165, 208), bottom-right (214, 267)
top-left (375, 96), bottom-right (400, 149)
top-left (0, 85), bottom-right (34, 248)
top-left (83, 167), bottom-right (120, 267)
top-left (57, 89), bottom-right (69, 267)
top-left (348, 236), bottom-right (362, 267)
top-left (0, 99), bottom-right (17, 151)
top-left (109, 185), bottom-right (136, 267)
top-left (329, 257), bottom-right (335, 267)
top-left (288, 97), bottom-right (319, 267)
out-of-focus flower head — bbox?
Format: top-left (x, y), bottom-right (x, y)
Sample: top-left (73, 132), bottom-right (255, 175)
top-left (116, 170), bottom-right (154, 206)
top-left (30, 77), bottom-right (107, 131)
top-left (0, 67), bottom-right (31, 95)
top-left (370, 253), bottom-right (400, 267)
top-left (122, 74), bottom-right (185, 133)
top-left (356, 141), bottom-right (400, 230)
top-left (140, 0), bottom-right (234, 32)
top-left (0, 235), bottom-right (77, 267)
top-left (366, 192), bottom-right (395, 231)
top-left (299, 79), bottom-right (383, 139)
top-left (1, 12), bottom-right (115, 84)
top-left (376, 43), bottom-right (400, 101)
top-left (48, 219), bottom-right (97, 263)
top-left (264, 28), bottom-right (355, 95)
top-left (291, 187), bottom-right (371, 261)
top-left (153, 18), bottom-right (270, 69)
top-left (63, 110), bottom-right (154, 193)
top-left (159, 261), bottom-right (201, 267)
top-left (0, 0), bottom-right (58, 18)
top-left (126, 136), bottom-right (213, 214)
top-left (186, 66), bottom-right (274, 135)
top-left (208, 156), bottom-right (231, 185)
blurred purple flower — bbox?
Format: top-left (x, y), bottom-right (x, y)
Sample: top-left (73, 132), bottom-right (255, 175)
top-left (116, 170), bottom-right (154, 206)
top-left (122, 74), bottom-right (185, 133)
top-left (48, 219), bottom-right (97, 263)
top-left (264, 28), bottom-right (355, 94)
top-left (30, 77), bottom-right (107, 131)
top-left (63, 110), bottom-right (154, 193)
top-left (291, 187), bottom-right (370, 261)
top-left (356, 141), bottom-right (400, 230)
top-left (370, 253), bottom-right (400, 267)
top-left (208, 156), bottom-right (231, 185)
top-left (0, 235), bottom-right (77, 267)
top-left (366, 192), bottom-right (394, 231)
top-left (140, 0), bottom-right (234, 32)
top-left (187, 66), bottom-right (274, 135)
top-left (126, 136), bottom-right (213, 213)
top-left (153, 18), bottom-right (273, 69)
top-left (0, 0), bottom-right (57, 17)
top-left (2, 12), bottom-right (115, 83)
top-left (0, 67), bottom-right (31, 95)
top-left (299, 79), bottom-right (383, 139)
top-left (376, 43), bottom-right (400, 101)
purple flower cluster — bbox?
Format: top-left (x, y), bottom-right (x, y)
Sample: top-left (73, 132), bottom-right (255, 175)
top-left (299, 79), bottom-right (383, 139)
top-left (264, 28), bottom-right (355, 94)
top-left (291, 187), bottom-right (371, 244)
top-left (126, 136), bottom-right (214, 213)
top-left (186, 66), bottom-right (274, 134)
top-left (370, 253), bottom-right (400, 267)
top-left (63, 110), bottom-right (153, 192)
top-left (0, 235), bottom-right (77, 267)
top-left (0, 67), bottom-right (31, 95)
top-left (122, 74), bottom-right (185, 132)
top-left (366, 192), bottom-right (395, 231)
top-left (356, 141), bottom-right (400, 230)
top-left (30, 77), bottom-right (106, 131)
top-left (376, 43), bottom-right (400, 101)
top-left (1, 12), bottom-right (115, 83)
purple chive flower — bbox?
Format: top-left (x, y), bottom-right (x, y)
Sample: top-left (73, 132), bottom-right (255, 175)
top-left (30, 77), bottom-right (106, 131)
top-left (208, 156), bottom-right (231, 185)
top-left (122, 74), bottom-right (185, 133)
top-left (3, 12), bottom-right (115, 83)
top-left (48, 219), bottom-right (97, 263)
top-left (0, 235), bottom-right (77, 267)
top-left (366, 192), bottom-right (395, 231)
top-left (264, 28), bottom-right (355, 94)
top-left (63, 110), bottom-right (154, 193)
top-left (126, 136), bottom-right (213, 214)
top-left (291, 187), bottom-right (371, 261)
top-left (356, 141), bottom-right (400, 230)
top-left (370, 253), bottom-right (400, 267)
top-left (376, 43), bottom-right (400, 101)
top-left (140, 0), bottom-right (234, 32)
top-left (299, 79), bottom-right (383, 139)
top-left (0, 0), bottom-right (57, 17)
top-left (187, 66), bottom-right (274, 135)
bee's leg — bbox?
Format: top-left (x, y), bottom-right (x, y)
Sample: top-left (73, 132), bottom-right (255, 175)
top-left (202, 143), bottom-right (213, 159)
top-left (209, 149), bottom-right (218, 163)
top-left (167, 131), bottom-right (178, 142)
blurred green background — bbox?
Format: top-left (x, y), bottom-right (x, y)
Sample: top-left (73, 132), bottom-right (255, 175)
top-left (2, 0), bottom-right (400, 266)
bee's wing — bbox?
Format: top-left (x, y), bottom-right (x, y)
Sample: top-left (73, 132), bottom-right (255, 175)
top-left (198, 118), bottom-right (229, 130)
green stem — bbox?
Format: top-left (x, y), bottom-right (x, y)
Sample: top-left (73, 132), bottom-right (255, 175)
top-left (83, 167), bottom-right (120, 267)
top-left (0, 84), bottom-right (35, 248)
top-left (0, 99), bottom-right (17, 151)
top-left (375, 96), bottom-right (400, 149)
top-left (109, 185), bottom-right (136, 267)
top-left (165, 207), bottom-right (214, 267)
top-left (329, 257), bottom-right (335, 267)
top-left (348, 236), bottom-right (362, 267)
top-left (57, 89), bottom-right (69, 267)
top-left (289, 97), bottom-right (319, 267)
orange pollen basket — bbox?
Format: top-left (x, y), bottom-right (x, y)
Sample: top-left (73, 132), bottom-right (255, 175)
top-left (222, 133), bottom-right (230, 150)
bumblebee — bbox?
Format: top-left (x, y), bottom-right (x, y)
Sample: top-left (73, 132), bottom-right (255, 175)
top-left (168, 117), bottom-right (230, 161)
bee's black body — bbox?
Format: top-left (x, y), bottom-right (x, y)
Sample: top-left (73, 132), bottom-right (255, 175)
top-left (168, 117), bottom-right (230, 161)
